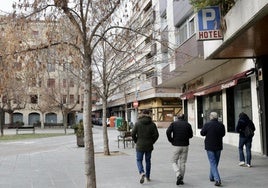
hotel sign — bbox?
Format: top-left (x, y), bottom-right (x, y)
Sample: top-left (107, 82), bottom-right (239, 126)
top-left (197, 6), bottom-right (223, 40)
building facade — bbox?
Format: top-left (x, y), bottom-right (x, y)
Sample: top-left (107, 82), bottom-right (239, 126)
top-left (0, 20), bottom-right (86, 128)
top-left (202, 0), bottom-right (268, 155)
top-left (100, 0), bottom-right (268, 156)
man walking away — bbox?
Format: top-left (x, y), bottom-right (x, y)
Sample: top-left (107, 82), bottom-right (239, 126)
top-left (132, 109), bottom-right (159, 184)
top-left (166, 114), bottom-right (193, 185)
top-left (200, 112), bottom-right (225, 187)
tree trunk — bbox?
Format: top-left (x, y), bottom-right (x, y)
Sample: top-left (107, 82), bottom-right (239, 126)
top-left (63, 111), bottom-right (68, 134)
top-left (83, 62), bottom-right (96, 188)
top-left (0, 108), bottom-right (4, 136)
top-left (102, 101), bottom-right (110, 155)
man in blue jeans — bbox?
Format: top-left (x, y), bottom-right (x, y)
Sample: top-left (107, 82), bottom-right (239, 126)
top-left (132, 109), bottom-right (159, 184)
top-left (200, 112), bottom-right (225, 187)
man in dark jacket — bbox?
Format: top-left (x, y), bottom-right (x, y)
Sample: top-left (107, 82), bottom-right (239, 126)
top-left (166, 114), bottom-right (193, 185)
top-left (200, 112), bottom-right (225, 187)
top-left (132, 109), bottom-right (159, 184)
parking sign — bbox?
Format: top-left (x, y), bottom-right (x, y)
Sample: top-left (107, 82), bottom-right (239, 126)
top-left (197, 6), bottom-right (223, 40)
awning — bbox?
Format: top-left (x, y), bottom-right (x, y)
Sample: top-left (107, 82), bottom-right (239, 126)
top-left (180, 68), bottom-right (255, 99)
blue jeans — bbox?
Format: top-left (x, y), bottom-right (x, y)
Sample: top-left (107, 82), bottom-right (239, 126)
top-left (136, 151), bottom-right (152, 179)
top-left (239, 136), bottom-right (252, 165)
top-left (206, 150), bottom-right (221, 182)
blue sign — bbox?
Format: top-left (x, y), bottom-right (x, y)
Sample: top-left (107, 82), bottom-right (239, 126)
top-left (197, 6), bottom-right (222, 40)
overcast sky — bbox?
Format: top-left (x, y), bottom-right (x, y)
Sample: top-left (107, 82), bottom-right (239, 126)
top-left (0, 0), bottom-right (16, 13)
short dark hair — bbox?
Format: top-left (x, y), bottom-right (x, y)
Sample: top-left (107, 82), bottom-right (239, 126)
top-left (177, 114), bottom-right (185, 120)
top-left (142, 109), bottom-right (150, 115)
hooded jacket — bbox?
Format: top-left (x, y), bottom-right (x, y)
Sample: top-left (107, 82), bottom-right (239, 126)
top-left (236, 112), bottom-right (255, 138)
top-left (132, 114), bottom-right (159, 152)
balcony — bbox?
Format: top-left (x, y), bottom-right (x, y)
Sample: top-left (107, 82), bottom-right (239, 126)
top-left (175, 35), bottom-right (204, 68)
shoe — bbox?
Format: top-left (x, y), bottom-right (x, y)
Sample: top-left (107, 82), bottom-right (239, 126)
top-left (176, 175), bottom-right (184, 185)
top-left (239, 161), bottom-right (245, 166)
top-left (246, 164), bottom-right (251, 168)
top-left (210, 178), bottom-right (215, 182)
top-left (146, 177), bottom-right (151, 182)
top-left (140, 173), bottom-right (145, 184)
top-left (215, 181), bottom-right (221, 186)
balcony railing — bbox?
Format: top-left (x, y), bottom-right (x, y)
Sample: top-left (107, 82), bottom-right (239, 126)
top-left (175, 34), bottom-right (203, 67)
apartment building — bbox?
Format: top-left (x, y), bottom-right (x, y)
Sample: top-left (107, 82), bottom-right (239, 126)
top-left (0, 19), bottom-right (85, 128)
top-left (93, 0), bottom-right (182, 127)
top-left (96, 0), bottom-right (268, 155)
top-left (156, 0), bottom-right (267, 155)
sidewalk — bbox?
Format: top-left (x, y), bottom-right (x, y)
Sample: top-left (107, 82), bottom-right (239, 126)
top-left (0, 127), bottom-right (267, 188)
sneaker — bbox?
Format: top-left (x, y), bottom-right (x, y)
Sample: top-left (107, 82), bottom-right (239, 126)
top-left (215, 181), bottom-right (221, 186)
top-left (140, 173), bottom-right (145, 184)
top-left (176, 175), bottom-right (184, 185)
top-left (246, 164), bottom-right (251, 168)
top-left (239, 161), bottom-right (245, 166)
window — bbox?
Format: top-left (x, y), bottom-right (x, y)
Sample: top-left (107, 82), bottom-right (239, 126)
top-left (30, 95), bottom-right (38, 104)
top-left (178, 23), bottom-right (187, 44)
top-left (146, 68), bottom-right (155, 79)
top-left (197, 91), bottom-right (223, 129)
top-left (62, 95), bottom-right (67, 104)
top-left (2, 96), bottom-right (7, 103)
top-left (226, 78), bottom-right (251, 132)
top-left (176, 15), bottom-right (196, 46)
top-left (47, 63), bottom-right (55, 72)
top-left (47, 78), bottom-right (55, 88)
top-left (32, 30), bottom-right (39, 36)
top-left (70, 95), bottom-right (74, 104)
top-left (70, 79), bottom-right (74, 87)
top-left (63, 79), bottom-right (67, 88)
top-left (189, 17), bottom-right (195, 36)
top-left (30, 77), bottom-right (37, 87)
top-left (77, 95), bottom-right (80, 104)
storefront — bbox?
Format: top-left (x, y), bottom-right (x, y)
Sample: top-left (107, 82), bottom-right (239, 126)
top-left (181, 61), bottom-right (262, 153)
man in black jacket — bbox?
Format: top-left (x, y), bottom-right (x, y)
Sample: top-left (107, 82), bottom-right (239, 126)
top-left (200, 112), bottom-right (225, 187)
top-left (166, 114), bottom-right (193, 185)
top-left (132, 109), bottom-right (159, 184)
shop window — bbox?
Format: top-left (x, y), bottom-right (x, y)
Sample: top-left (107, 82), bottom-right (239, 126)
top-left (197, 91), bottom-right (222, 129)
top-left (226, 78), bottom-right (251, 132)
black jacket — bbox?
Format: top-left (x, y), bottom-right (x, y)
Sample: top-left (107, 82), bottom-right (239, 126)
top-left (166, 119), bottom-right (193, 146)
top-left (200, 119), bottom-right (225, 151)
top-left (236, 114), bottom-right (255, 138)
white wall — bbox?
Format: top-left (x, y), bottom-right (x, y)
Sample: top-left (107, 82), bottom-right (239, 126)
top-left (187, 59), bottom-right (262, 153)
top-left (204, 0), bottom-right (268, 58)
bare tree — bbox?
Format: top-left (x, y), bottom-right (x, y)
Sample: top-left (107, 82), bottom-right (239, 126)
top-left (10, 0), bottom-right (125, 187)
top-left (0, 16), bottom-right (32, 135)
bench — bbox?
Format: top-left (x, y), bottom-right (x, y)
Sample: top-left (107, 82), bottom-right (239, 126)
top-left (16, 126), bottom-right (35, 135)
top-left (117, 131), bottom-right (134, 149)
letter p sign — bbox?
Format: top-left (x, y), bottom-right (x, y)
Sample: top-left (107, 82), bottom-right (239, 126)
top-left (198, 6), bottom-right (221, 31)
top-left (202, 8), bottom-right (215, 29)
